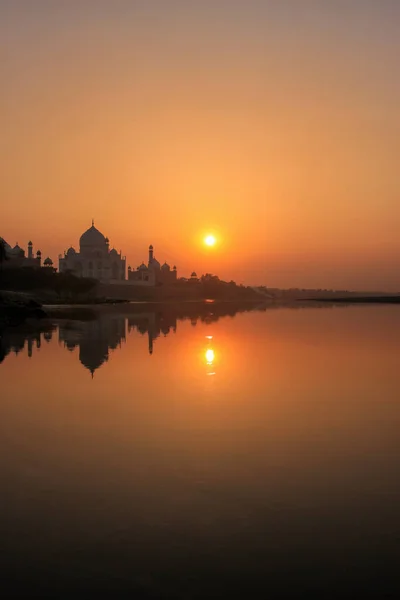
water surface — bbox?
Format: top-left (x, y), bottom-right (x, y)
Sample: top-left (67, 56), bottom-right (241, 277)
top-left (1, 304), bottom-right (400, 598)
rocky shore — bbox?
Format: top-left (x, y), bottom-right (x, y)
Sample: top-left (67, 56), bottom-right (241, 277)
top-left (0, 291), bottom-right (48, 329)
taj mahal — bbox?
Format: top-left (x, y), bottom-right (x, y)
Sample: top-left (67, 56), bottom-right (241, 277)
top-left (58, 221), bottom-right (177, 285)
top-left (59, 221), bottom-right (126, 282)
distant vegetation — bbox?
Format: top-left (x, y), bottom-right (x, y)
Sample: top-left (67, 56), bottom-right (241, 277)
top-left (0, 267), bottom-right (264, 303)
top-left (0, 267), bottom-right (98, 301)
top-left (261, 287), bottom-right (399, 300)
top-left (0, 238), bottom-right (9, 270)
top-left (99, 274), bottom-right (264, 303)
top-left (2, 264), bottom-right (398, 305)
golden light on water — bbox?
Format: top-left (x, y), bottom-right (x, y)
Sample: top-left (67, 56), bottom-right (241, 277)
top-left (205, 348), bottom-right (215, 365)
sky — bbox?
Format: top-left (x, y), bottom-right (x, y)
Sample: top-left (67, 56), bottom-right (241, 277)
top-left (1, 0), bottom-right (399, 290)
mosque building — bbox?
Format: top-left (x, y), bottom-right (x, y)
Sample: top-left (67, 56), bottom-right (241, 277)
top-left (0, 239), bottom-right (43, 268)
top-left (59, 221), bottom-right (126, 282)
top-left (128, 245), bottom-right (177, 285)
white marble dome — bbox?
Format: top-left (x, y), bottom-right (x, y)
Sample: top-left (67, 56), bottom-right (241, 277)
top-left (79, 224), bottom-right (106, 248)
top-left (149, 257), bottom-right (160, 270)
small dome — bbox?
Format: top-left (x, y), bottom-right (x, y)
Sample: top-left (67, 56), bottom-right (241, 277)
top-left (191, 272), bottom-right (197, 277)
top-left (109, 248), bottom-right (119, 257)
top-left (10, 244), bottom-right (24, 257)
top-left (173, 265), bottom-right (177, 270)
top-left (138, 263), bottom-right (148, 271)
top-left (128, 265), bottom-right (132, 271)
top-left (66, 246), bottom-right (76, 256)
top-left (80, 223), bottom-right (106, 248)
top-left (149, 244), bottom-right (153, 250)
top-left (105, 237), bottom-right (109, 243)
top-left (161, 262), bottom-right (170, 271)
top-left (44, 257), bottom-right (53, 266)
top-left (28, 241), bottom-right (33, 246)
top-left (36, 250), bottom-right (42, 256)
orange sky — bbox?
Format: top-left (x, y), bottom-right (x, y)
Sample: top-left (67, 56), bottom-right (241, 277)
top-left (1, 1), bottom-right (399, 290)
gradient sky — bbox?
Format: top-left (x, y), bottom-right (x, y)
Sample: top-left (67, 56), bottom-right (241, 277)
top-left (1, 0), bottom-right (399, 290)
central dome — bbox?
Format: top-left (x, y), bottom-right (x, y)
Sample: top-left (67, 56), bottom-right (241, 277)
top-left (79, 224), bottom-right (106, 248)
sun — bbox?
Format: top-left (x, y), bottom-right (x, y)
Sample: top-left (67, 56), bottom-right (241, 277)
top-left (204, 234), bottom-right (216, 247)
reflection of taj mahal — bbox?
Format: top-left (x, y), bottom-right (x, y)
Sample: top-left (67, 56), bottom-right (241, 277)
top-left (128, 312), bottom-right (177, 355)
top-left (57, 313), bottom-right (178, 376)
top-left (59, 317), bottom-right (127, 377)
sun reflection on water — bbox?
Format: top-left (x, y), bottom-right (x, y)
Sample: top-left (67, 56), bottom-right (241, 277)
top-left (204, 335), bottom-right (217, 376)
top-left (205, 348), bottom-right (215, 365)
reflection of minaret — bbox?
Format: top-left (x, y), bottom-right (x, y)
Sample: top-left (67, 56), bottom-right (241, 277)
top-left (127, 311), bottom-right (177, 355)
top-left (44, 331), bottom-right (53, 343)
top-left (27, 338), bottom-right (33, 358)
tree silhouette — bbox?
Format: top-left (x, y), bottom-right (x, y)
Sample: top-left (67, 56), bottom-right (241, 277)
top-left (0, 238), bottom-right (9, 272)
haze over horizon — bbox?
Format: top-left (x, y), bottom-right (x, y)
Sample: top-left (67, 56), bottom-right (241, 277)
top-left (1, 0), bottom-right (399, 291)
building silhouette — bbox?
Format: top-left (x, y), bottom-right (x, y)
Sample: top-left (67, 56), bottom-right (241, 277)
top-left (128, 245), bottom-right (177, 286)
top-left (0, 239), bottom-right (43, 268)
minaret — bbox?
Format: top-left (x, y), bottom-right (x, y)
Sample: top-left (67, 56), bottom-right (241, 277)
top-left (149, 244), bottom-right (154, 264)
top-left (28, 241), bottom-right (33, 259)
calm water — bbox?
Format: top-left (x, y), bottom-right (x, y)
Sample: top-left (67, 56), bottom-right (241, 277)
top-left (1, 304), bottom-right (400, 598)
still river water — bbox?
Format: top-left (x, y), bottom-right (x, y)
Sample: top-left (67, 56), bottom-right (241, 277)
top-left (1, 304), bottom-right (400, 598)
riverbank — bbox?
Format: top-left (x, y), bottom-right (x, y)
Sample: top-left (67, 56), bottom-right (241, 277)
top-left (1, 289), bottom-right (269, 327)
top-left (0, 290), bottom-right (48, 328)
top-left (303, 296), bottom-right (400, 304)
top-left (43, 298), bottom-right (268, 321)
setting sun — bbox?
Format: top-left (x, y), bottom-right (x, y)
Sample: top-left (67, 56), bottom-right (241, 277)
top-left (204, 235), bottom-right (216, 247)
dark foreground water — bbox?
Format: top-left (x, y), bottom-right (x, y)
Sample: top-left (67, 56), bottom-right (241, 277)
top-left (1, 304), bottom-right (400, 599)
